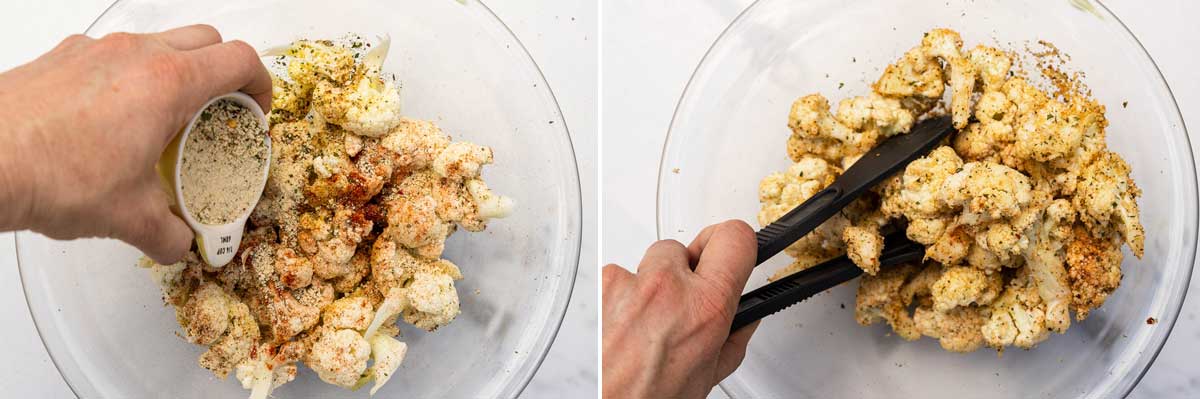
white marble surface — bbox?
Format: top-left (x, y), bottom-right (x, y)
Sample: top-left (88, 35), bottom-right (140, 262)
top-left (600, 0), bottom-right (1200, 398)
top-left (0, 1), bottom-right (596, 398)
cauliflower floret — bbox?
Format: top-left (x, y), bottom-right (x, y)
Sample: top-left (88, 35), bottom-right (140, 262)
top-left (1066, 225), bottom-right (1124, 320)
top-left (1012, 101), bottom-right (1084, 163)
top-left (919, 29), bottom-right (974, 129)
top-left (914, 305), bottom-right (987, 353)
top-left (967, 45), bottom-right (1013, 91)
top-left (306, 329), bottom-right (371, 388)
top-left (383, 194), bottom-right (451, 255)
top-left (787, 94), bottom-right (888, 164)
top-left (312, 73), bottom-right (403, 137)
top-left (855, 263), bottom-right (922, 340)
top-left (889, 146), bottom-right (964, 219)
top-left (270, 75), bottom-right (310, 122)
top-left (403, 259), bottom-right (464, 331)
top-left (930, 266), bottom-right (1003, 312)
top-left (834, 92), bottom-right (915, 138)
top-left (274, 247), bottom-right (314, 290)
top-left (924, 225), bottom-right (971, 266)
top-left (234, 349), bottom-right (296, 399)
top-left (282, 40), bottom-right (358, 89)
top-left (198, 300), bottom-right (260, 379)
top-left (181, 282), bottom-right (231, 346)
top-left (940, 162), bottom-right (1033, 224)
top-left (843, 225), bottom-right (884, 274)
top-left (1022, 199), bottom-right (1075, 332)
top-left (873, 46), bottom-right (944, 99)
top-left (323, 296), bottom-right (374, 331)
top-left (380, 118), bottom-right (451, 170)
top-left (465, 180), bottom-right (513, 225)
top-left (1073, 151), bottom-right (1145, 257)
top-left (433, 142), bottom-right (494, 181)
top-left (758, 157), bottom-right (840, 225)
top-left (367, 334), bottom-right (409, 395)
top-left (982, 270), bottom-right (1050, 349)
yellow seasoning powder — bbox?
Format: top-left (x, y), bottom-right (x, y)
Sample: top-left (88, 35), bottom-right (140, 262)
top-left (180, 99), bottom-right (269, 225)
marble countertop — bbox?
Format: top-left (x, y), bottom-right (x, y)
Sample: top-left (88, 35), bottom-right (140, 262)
top-left (600, 0), bottom-right (1200, 397)
top-left (0, 1), bottom-right (596, 398)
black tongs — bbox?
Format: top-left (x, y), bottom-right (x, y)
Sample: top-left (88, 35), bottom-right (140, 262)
top-left (731, 116), bottom-right (954, 332)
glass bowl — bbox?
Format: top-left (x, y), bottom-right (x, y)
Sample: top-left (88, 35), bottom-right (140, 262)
top-left (657, 0), bottom-right (1196, 397)
top-left (16, 0), bottom-right (581, 398)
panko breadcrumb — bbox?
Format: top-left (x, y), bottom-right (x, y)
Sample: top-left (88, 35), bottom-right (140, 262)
top-left (760, 29), bottom-right (1144, 353)
top-left (139, 35), bottom-right (512, 397)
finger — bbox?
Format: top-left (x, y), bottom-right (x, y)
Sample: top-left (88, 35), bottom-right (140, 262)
top-left (184, 40), bottom-right (273, 111)
top-left (686, 224), bottom-right (718, 269)
top-left (601, 264), bottom-right (634, 303)
top-left (692, 220), bottom-right (758, 302)
top-left (634, 239), bottom-right (690, 274)
top-left (152, 24), bottom-right (222, 50)
top-left (115, 186), bottom-right (194, 264)
top-left (715, 320), bottom-right (760, 382)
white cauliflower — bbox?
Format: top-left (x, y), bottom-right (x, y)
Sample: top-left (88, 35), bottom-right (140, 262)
top-left (843, 225), bottom-right (884, 274)
top-left (433, 141), bottom-right (494, 181)
top-left (323, 296), bottom-right (374, 331)
top-left (367, 334), bottom-right (409, 395)
top-left (306, 329), bottom-right (372, 388)
top-left (467, 179), bottom-right (515, 222)
top-left (312, 74), bottom-right (403, 137)
top-left (940, 162), bottom-right (1033, 225)
top-left (982, 270), bottom-right (1050, 349)
top-left (181, 282), bottom-right (231, 346)
top-left (380, 118), bottom-right (451, 169)
top-left (914, 305), bottom-right (987, 353)
top-left (929, 266), bottom-right (1003, 312)
top-left (403, 260), bottom-right (464, 331)
top-left (1073, 151), bottom-right (1145, 257)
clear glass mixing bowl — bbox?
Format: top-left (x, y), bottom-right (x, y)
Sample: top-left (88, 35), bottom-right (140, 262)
top-left (657, 0), bottom-right (1196, 397)
top-left (16, 0), bottom-right (581, 398)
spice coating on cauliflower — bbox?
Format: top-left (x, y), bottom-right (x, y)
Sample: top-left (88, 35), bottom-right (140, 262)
top-left (760, 29), bottom-right (1144, 353)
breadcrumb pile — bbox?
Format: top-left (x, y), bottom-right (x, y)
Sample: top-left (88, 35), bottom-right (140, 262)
top-left (758, 29), bottom-right (1144, 353)
top-left (140, 36), bottom-right (512, 397)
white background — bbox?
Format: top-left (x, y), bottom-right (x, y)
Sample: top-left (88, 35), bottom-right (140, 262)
top-left (0, 0), bottom-right (596, 398)
top-left (602, 0), bottom-right (1200, 397)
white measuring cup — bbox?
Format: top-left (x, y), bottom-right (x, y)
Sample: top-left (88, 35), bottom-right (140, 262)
top-left (157, 92), bottom-right (271, 267)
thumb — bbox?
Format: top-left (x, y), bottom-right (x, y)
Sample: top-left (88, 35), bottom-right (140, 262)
top-left (115, 185), bottom-right (194, 264)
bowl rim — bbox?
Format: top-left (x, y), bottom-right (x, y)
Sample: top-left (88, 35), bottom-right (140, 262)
top-left (17, 0), bottom-right (583, 397)
top-left (655, 0), bottom-right (1197, 396)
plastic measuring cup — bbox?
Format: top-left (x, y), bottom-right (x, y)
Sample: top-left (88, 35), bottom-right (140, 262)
top-left (157, 92), bottom-right (271, 267)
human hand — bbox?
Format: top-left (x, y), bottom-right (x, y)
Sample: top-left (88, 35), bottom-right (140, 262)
top-left (0, 25), bottom-right (271, 263)
top-left (602, 220), bottom-right (760, 399)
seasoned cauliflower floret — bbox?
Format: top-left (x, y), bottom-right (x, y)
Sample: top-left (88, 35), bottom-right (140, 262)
top-left (914, 305), bottom-right (987, 353)
top-left (1066, 225), bottom-right (1124, 320)
top-left (843, 225), bottom-right (884, 274)
top-left (403, 260), bottom-right (464, 331)
top-left (929, 266), bottom-right (1003, 312)
top-left (982, 270), bottom-right (1050, 349)
top-left (312, 74), bottom-right (403, 138)
top-left (306, 329), bottom-right (371, 388)
top-left (181, 282), bottom-right (231, 346)
top-left (433, 141), bottom-right (494, 181)
top-left (940, 162), bottom-right (1033, 224)
top-left (322, 296), bottom-right (374, 331)
top-left (1073, 151), bottom-right (1145, 257)
top-left (855, 263), bottom-right (922, 340)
